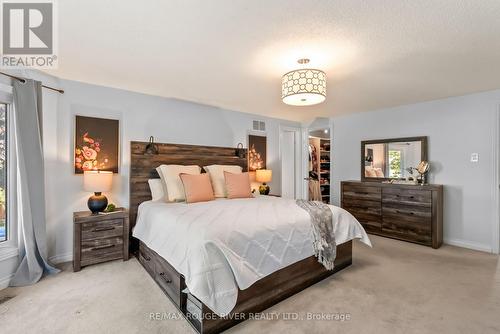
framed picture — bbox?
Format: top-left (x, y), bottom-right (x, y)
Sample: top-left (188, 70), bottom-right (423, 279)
top-left (248, 134), bottom-right (266, 171)
top-left (74, 116), bottom-right (119, 174)
top-left (365, 148), bottom-right (373, 166)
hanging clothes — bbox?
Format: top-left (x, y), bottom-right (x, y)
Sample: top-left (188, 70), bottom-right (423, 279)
top-left (308, 143), bottom-right (318, 172)
top-left (308, 179), bottom-right (322, 201)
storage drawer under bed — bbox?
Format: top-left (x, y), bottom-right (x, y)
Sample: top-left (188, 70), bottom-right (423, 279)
top-left (138, 242), bottom-right (183, 309)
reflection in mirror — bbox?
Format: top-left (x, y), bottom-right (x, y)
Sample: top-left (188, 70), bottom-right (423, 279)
top-left (364, 141), bottom-right (422, 179)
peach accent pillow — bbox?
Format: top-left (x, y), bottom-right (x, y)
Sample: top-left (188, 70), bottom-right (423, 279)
top-left (158, 165), bottom-right (201, 201)
top-left (365, 167), bottom-right (377, 178)
top-left (224, 171), bottom-right (252, 199)
top-left (374, 168), bottom-right (385, 178)
top-left (179, 173), bottom-right (215, 203)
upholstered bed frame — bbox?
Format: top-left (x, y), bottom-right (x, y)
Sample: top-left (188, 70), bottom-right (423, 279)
top-left (129, 141), bottom-right (353, 333)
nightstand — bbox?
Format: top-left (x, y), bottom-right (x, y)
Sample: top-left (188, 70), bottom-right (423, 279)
top-left (73, 208), bottom-right (129, 272)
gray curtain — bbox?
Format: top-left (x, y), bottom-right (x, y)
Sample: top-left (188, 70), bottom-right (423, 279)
top-left (10, 79), bottom-right (59, 286)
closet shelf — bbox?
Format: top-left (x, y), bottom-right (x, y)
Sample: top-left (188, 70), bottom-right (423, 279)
top-left (309, 134), bottom-right (331, 205)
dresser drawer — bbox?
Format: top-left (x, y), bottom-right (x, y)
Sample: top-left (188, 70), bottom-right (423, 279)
top-left (382, 188), bottom-right (431, 207)
top-left (342, 184), bottom-right (381, 201)
top-left (81, 237), bottom-right (124, 266)
top-left (381, 221), bottom-right (432, 245)
top-left (342, 201), bottom-right (381, 216)
top-left (154, 255), bottom-right (182, 308)
top-left (342, 201), bottom-right (381, 233)
top-left (382, 207), bottom-right (432, 245)
top-left (81, 219), bottom-right (124, 241)
top-left (348, 211), bottom-right (381, 233)
top-left (382, 205), bottom-right (431, 220)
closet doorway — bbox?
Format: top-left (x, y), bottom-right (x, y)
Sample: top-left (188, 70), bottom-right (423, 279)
top-left (307, 128), bottom-right (331, 203)
top-left (279, 126), bottom-right (302, 199)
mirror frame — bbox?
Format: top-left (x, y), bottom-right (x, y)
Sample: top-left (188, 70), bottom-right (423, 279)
top-left (361, 136), bottom-right (428, 182)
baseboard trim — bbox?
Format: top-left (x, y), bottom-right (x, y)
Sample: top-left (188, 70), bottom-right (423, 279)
top-left (49, 252), bottom-right (72, 265)
top-left (444, 238), bottom-right (493, 253)
top-left (0, 273), bottom-right (14, 289)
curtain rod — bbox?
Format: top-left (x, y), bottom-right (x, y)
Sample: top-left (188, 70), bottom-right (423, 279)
top-left (0, 71), bottom-right (64, 94)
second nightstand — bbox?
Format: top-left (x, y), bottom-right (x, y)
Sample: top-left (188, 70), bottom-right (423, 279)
top-left (73, 208), bottom-right (129, 272)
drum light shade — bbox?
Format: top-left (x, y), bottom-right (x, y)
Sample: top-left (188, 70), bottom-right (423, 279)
top-left (84, 171), bottom-right (113, 213)
top-left (83, 171), bottom-right (113, 192)
top-left (281, 68), bottom-right (326, 106)
top-left (255, 169), bottom-right (272, 183)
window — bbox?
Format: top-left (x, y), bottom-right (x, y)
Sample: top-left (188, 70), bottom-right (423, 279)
top-left (0, 103), bottom-right (6, 242)
top-left (388, 149), bottom-right (402, 179)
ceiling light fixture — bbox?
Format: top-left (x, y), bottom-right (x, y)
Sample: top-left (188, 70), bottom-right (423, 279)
top-left (281, 58), bottom-right (326, 106)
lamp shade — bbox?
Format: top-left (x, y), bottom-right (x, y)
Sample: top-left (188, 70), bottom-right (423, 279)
top-left (255, 169), bottom-right (272, 183)
top-left (282, 68), bottom-right (326, 106)
top-left (83, 171), bottom-right (113, 193)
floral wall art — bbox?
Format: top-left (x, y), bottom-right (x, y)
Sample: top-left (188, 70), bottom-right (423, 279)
top-left (248, 134), bottom-right (266, 171)
top-left (74, 116), bottom-right (119, 174)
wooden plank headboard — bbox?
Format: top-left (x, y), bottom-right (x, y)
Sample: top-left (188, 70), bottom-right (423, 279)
top-left (129, 141), bottom-right (248, 250)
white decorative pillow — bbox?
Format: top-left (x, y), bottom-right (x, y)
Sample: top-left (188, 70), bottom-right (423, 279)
top-left (158, 165), bottom-right (201, 201)
top-left (156, 166), bottom-right (168, 200)
top-left (148, 179), bottom-right (165, 201)
top-left (204, 165), bottom-right (243, 197)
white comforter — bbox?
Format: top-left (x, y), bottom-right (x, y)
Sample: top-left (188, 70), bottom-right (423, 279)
top-left (133, 196), bottom-right (371, 315)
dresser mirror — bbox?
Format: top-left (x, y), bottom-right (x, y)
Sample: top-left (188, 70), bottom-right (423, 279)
top-left (361, 136), bottom-right (427, 181)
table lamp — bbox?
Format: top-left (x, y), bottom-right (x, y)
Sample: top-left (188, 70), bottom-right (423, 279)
top-left (84, 171), bottom-right (113, 213)
top-left (256, 169), bottom-right (272, 195)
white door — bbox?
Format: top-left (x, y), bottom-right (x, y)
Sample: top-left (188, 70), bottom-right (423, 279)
top-left (280, 126), bottom-right (302, 199)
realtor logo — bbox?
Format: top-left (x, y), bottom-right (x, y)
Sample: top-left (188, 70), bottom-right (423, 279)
top-left (1, 0), bottom-right (57, 68)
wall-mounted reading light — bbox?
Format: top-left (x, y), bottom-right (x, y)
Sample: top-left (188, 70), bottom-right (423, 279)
top-left (144, 136), bottom-right (159, 155)
top-left (235, 142), bottom-right (246, 158)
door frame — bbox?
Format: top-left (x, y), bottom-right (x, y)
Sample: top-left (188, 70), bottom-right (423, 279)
top-left (302, 121), bottom-right (334, 201)
top-left (493, 104), bottom-right (500, 254)
top-left (279, 125), bottom-right (302, 199)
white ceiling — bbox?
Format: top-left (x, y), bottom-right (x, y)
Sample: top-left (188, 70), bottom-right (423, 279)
top-left (47, 0), bottom-right (500, 121)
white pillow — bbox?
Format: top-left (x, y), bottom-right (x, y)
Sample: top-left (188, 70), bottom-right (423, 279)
top-left (156, 166), bottom-right (168, 200)
top-left (158, 165), bottom-right (201, 201)
top-left (148, 179), bottom-right (165, 201)
top-left (204, 165), bottom-right (243, 197)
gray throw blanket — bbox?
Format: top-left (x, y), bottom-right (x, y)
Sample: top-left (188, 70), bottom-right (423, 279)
top-left (296, 200), bottom-right (337, 270)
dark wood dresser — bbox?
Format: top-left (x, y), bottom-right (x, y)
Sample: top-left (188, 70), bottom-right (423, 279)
top-left (73, 209), bottom-right (129, 272)
top-left (341, 181), bottom-right (443, 248)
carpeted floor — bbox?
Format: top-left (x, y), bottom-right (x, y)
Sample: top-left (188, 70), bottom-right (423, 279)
top-left (0, 235), bottom-right (499, 334)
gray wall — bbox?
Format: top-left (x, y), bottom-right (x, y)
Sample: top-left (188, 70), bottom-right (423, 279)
top-left (45, 78), bottom-right (299, 262)
top-left (331, 89), bottom-right (500, 252)
top-left (0, 71), bottom-right (299, 266)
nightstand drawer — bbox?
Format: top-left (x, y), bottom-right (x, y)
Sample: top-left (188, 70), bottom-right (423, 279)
top-left (81, 219), bottom-right (124, 241)
top-left (81, 237), bottom-right (124, 266)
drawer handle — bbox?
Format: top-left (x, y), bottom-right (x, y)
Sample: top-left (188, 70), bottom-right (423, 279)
top-left (92, 226), bottom-right (115, 232)
top-left (159, 272), bottom-right (172, 284)
top-left (396, 210), bottom-right (414, 215)
top-left (140, 253), bottom-right (151, 262)
top-left (91, 244), bottom-right (115, 251)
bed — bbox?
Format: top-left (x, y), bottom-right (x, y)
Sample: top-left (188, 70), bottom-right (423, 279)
top-left (129, 141), bottom-right (371, 333)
